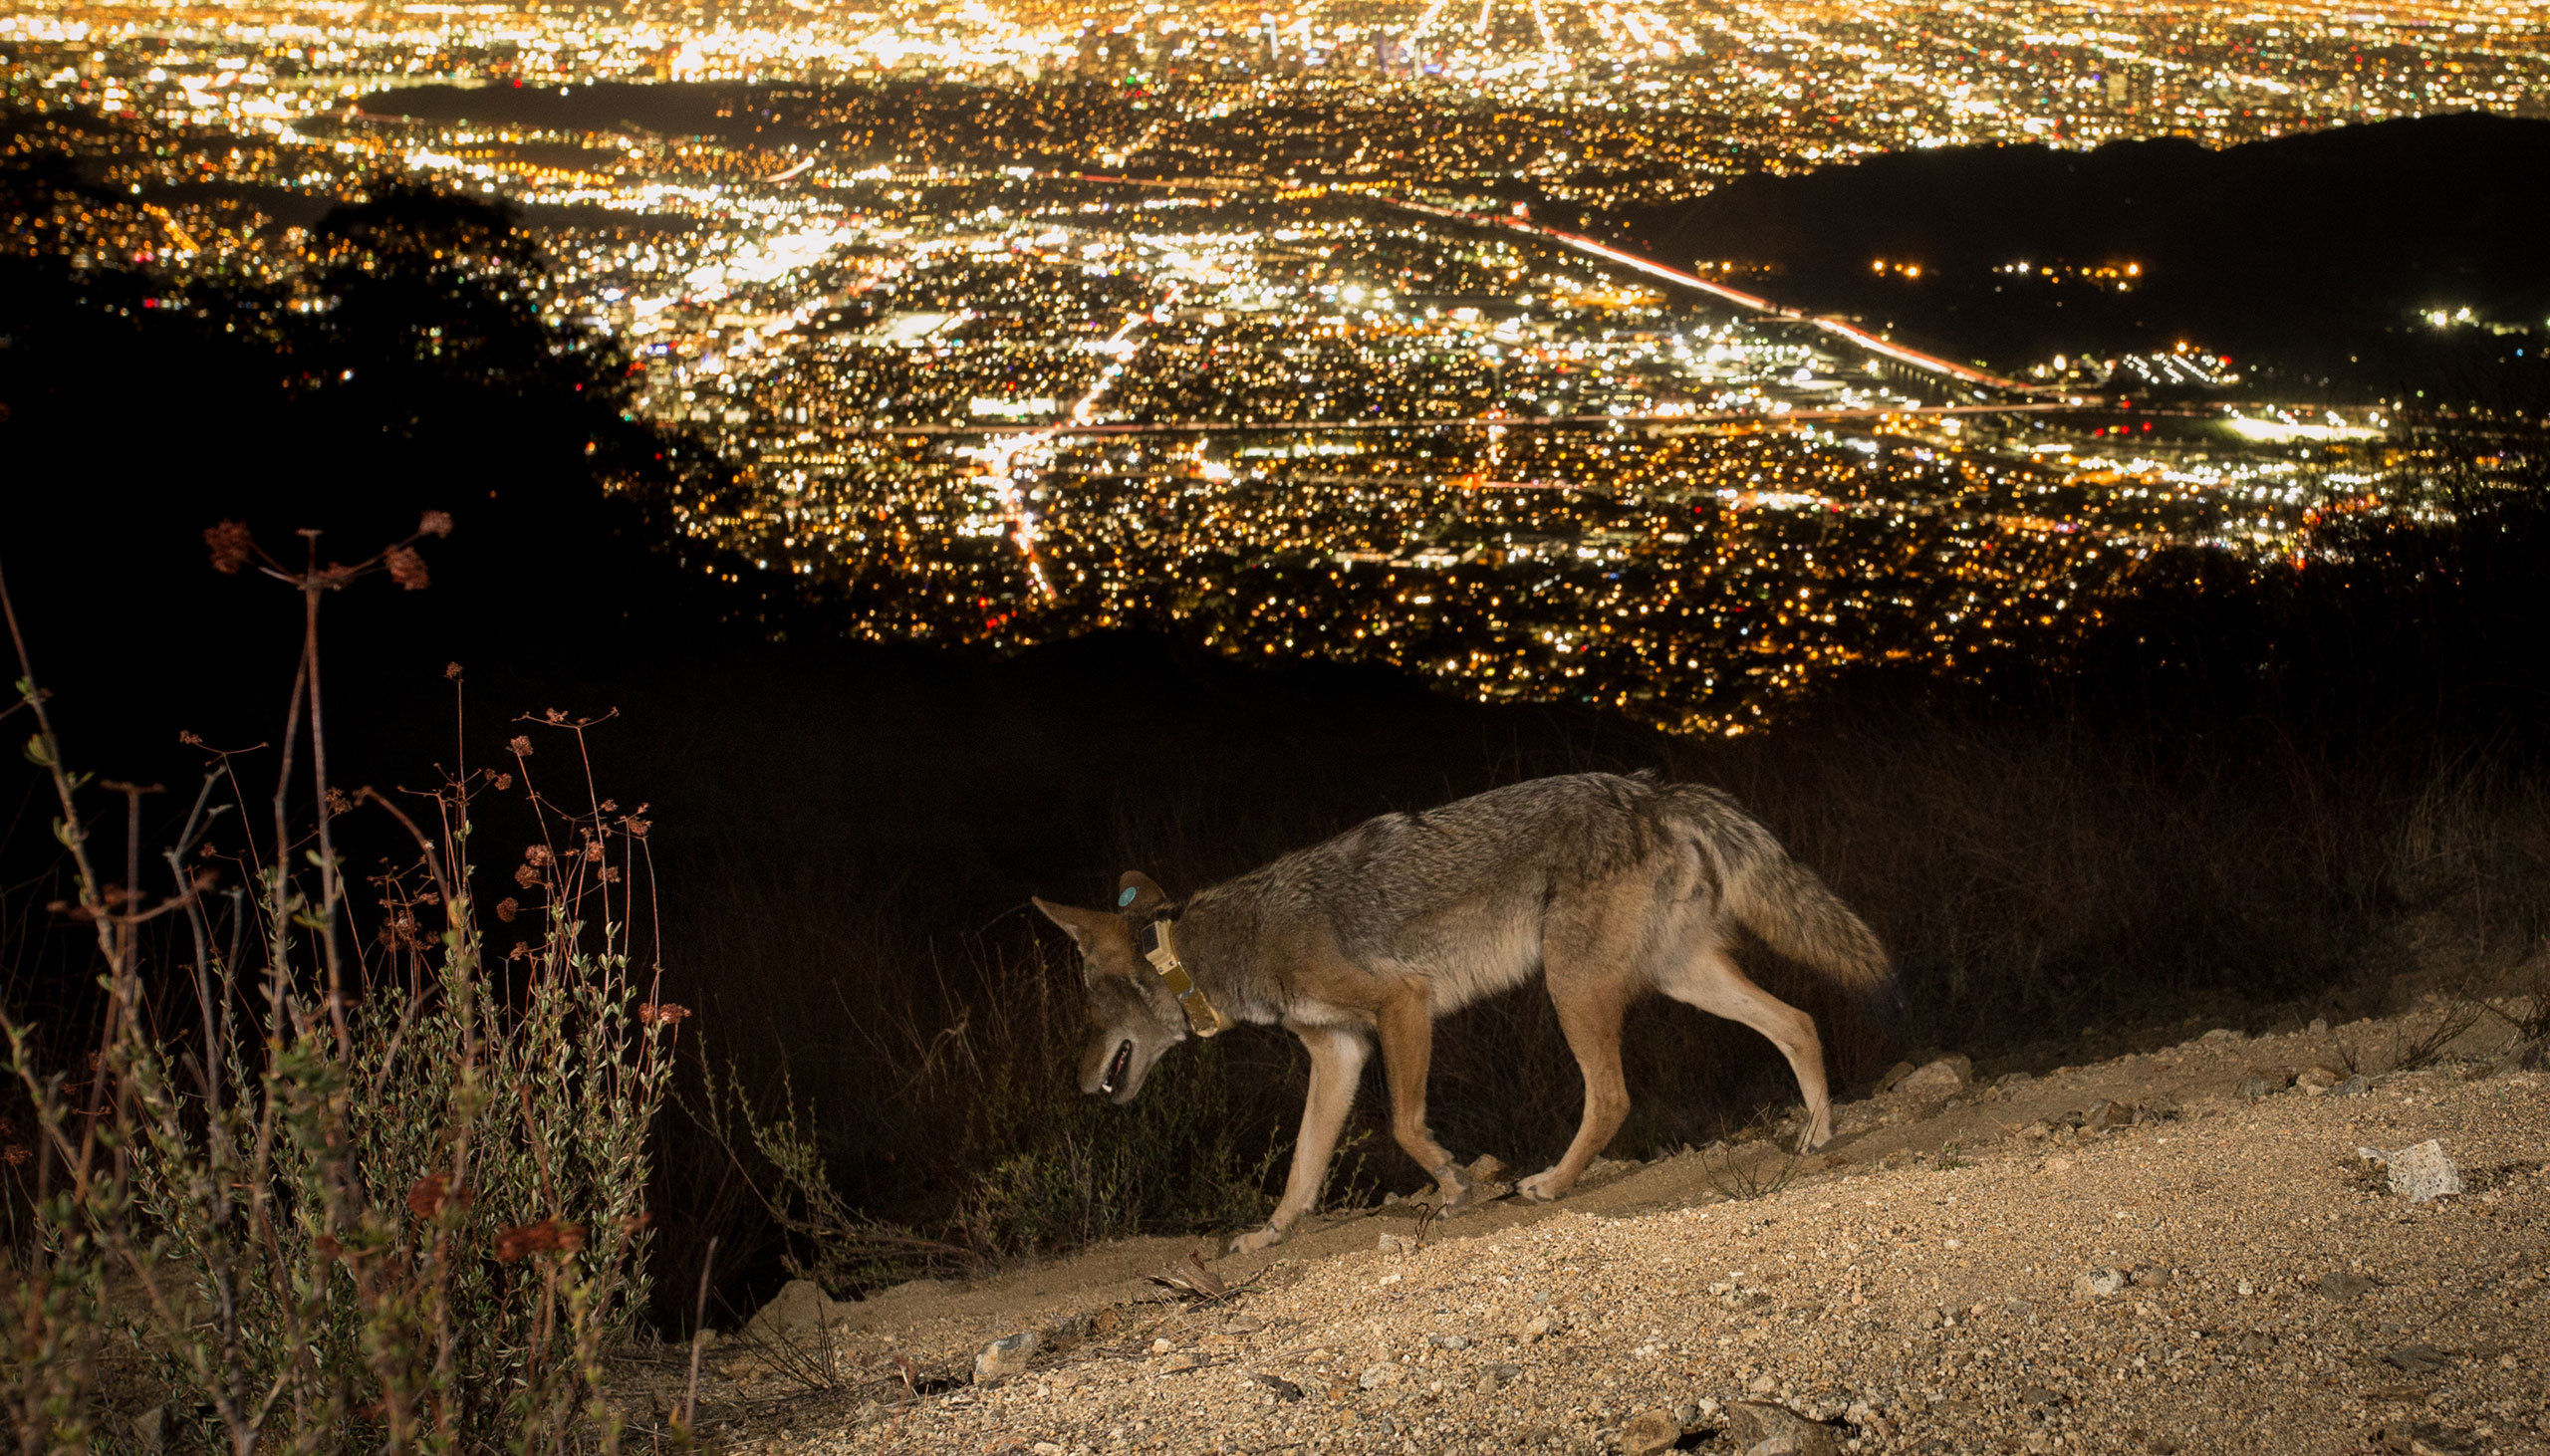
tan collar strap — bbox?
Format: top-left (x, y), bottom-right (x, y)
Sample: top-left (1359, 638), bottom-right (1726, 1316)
top-left (1143, 919), bottom-right (1227, 1038)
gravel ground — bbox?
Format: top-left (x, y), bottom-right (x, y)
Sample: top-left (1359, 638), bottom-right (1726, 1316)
top-left (696, 1008), bottom-right (2550, 1456)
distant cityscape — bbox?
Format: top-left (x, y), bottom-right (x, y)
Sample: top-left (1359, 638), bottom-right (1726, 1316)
top-left (5, 0), bottom-right (2544, 730)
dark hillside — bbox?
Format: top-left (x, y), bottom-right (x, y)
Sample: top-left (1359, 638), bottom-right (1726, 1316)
top-left (1611, 114), bottom-right (2550, 407)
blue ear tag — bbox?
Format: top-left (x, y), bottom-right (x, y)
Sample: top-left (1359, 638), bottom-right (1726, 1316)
top-left (1118, 886), bottom-right (1139, 908)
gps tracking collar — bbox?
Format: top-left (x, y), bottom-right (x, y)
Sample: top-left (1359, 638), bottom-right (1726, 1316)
top-left (1119, 886), bottom-right (1227, 1038)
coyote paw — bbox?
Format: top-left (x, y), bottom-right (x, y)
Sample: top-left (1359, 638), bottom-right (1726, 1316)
top-left (1228, 1223), bottom-right (1285, 1255)
top-left (1515, 1170), bottom-right (1567, 1203)
top-left (1433, 1164), bottom-right (1480, 1216)
top-left (1793, 1116), bottom-right (1833, 1155)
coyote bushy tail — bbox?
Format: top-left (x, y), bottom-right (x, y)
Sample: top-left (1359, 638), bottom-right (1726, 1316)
top-left (1669, 784), bottom-right (1896, 997)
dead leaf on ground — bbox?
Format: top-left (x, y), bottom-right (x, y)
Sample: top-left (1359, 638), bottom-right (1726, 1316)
top-left (1145, 1251), bottom-right (1253, 1305)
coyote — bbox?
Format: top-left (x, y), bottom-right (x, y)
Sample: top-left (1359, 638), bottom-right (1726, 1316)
top-left (1032, 771), bottom-right (1893, 1254)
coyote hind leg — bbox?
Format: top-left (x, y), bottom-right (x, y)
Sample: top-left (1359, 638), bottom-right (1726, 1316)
top-left (1661, 946), bottom-right (1833, 1151)
top-left (1515, 978), bottom-right (1634, 1204)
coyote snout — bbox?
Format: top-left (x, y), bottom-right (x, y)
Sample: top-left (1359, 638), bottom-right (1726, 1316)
top-left (1036, 887), bottom-right (1188, 1104)
top-left (1075, 983), bottom-right (1180, 1104)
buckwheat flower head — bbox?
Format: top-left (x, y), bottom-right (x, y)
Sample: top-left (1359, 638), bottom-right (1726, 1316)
top-left (494, 1218), bottom-right (584, 1263)
top-left (204, 520), bottom-right (254, 574)
top-left (385, 545), bottom-right (429, 591)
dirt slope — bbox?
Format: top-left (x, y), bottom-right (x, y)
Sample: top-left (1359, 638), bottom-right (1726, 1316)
top-left (672, 1003), bottom-right (2549, 1455)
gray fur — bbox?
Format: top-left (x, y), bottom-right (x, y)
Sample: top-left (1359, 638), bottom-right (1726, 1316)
top-left (1178, 772), bottom-right (1892, 1017)
top-left (1037, 771), bottom-right (1896, 1248)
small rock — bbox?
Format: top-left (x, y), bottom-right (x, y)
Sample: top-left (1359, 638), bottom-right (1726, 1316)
top-left (2236, 1077), bottom-right (2273, 1101)
top-left (1150, 1336), bottom-right (1174, 1354)
top-left (1378, 1232), bottom-right (1412, 1254)
top-left (2083, 1098), bottom-right (2137, 1129)
top-left (2019, 1383), bottom-right (2061, 1407)
top-left (2375, 1420), bottom-right (2481, 1454)
top-left (1358, 1360), bottom-right (1402, 1390)
top-left (1748, 1373), bottom-right (1777, 1394)
top-left (1425, 1333), bottom-right (1469, 1349)
top-left (2073, 1268), bottom-right (2126, 1300)
top-left (2384, 1343), bottom-right (2454, 1375)
top-left (2318, 1271), bottom-right (2376, 1302)
top-left (2309, 1016), bottom-right (2329, 1033)
top-left (2331, 1074), bottom-right (2373, 1097)
top-left (973, 1331), bottom-right (1040, 1384)
top-left (1620, 1408), bottom-right (1681, 1456)
top-left (1722, 1400), bottom-right (1843, 1456)
top-left (2200, 1027), bottom-right (2243, 1044)
top-left (2358, 1139), bottom-right (2463, 1202)
top-left (1477, 1362), bottom-right (1522, 1393)
top-left (2004, 1296), bottom-right (2038, 1321)
top-left (2296, 1065), bottom-right (2341, 1094)
top-left (1875, 1061), bottom-right (1918, 1092)
top-left (1522, 1313), bottom-right (1556, 1341)
top-left (1253, 1372), bottom-right (1304, 1401)
top-left (1894, 1056), bottom-right (1973, 1096)
top-left (1914, 1307), bottom-right (1941, 1331)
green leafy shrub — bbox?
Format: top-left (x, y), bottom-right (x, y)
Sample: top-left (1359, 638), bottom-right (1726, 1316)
top-left (951, 1035), bottom-right (1279, 1259)
top-left (0, 523), bottom-right (680, 1453)
top-left (689, 963), bottom-right (1295, 1297)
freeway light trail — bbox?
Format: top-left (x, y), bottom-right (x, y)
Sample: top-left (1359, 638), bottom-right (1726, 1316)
top-left (986, 309), bottom-right (1156, 600)
top-left (1521, 224), bottom-right (2034, 391)
top-left (1389, 199), bottom-right (2035, 393)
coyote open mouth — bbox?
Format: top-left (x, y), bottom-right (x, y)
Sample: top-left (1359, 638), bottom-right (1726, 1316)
top-left (1099, 1039), bottom-right (1135, 1096)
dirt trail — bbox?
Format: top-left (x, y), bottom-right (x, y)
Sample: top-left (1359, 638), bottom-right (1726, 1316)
top-left (674, 1003), bottom-right (2549, 1455)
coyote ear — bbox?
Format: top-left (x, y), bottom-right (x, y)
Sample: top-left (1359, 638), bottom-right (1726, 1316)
top-left (1031, 895), bottom-right (1102, 952)
top-left (1115, 871), bottom-right (1169, 917)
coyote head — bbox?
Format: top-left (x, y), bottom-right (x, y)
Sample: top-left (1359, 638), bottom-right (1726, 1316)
top-left (1031, 871), bottom-right (1183, 1104)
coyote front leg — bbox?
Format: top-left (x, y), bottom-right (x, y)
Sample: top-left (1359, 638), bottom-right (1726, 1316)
top-left (1230, 1025), bottom-right (1368, 1254)
top-left (1376, 977), bottom-right (1480, 1214)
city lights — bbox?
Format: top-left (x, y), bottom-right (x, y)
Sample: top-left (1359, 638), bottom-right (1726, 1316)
top-left (6, 0), bottom-right (2540, 732)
